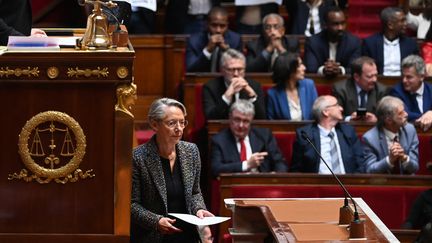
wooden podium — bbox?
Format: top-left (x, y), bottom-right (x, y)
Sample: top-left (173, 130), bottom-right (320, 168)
top-left (225, 198), bottom-right (399, 242)
top-left (0, 45), bottom-right (134, 243)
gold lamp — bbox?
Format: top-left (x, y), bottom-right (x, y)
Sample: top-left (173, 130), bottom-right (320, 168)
top-left (78, 0), bottom-right (118, 50)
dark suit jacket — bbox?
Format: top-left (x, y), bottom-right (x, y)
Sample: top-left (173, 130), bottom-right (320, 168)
top-left (165, 0), bottom-right (220, 34)
top-left (332, 79), bottom-right (389, 117)
top-left (186, 30), bottom-right (242, 72)
top-left (202, 76), bottom-right (266, 119)
top-left (211, 127), bottom-right (288, 177)
top-left (389, 81), bottom-right (432, 121)
top-left (290, 123), bottom-right (364, 173)
top-left (131, 137), bottom-right (207, 243)
top-left (0, 0), bottom-right (32, 45)
top-left (245, 35), bottom-right (300, 72)
top-left (285, 0), bottom-right (342, 35)
top-left (304, 30), bottom-right (361, 73)
top-left (362, 33), bottom-right (419, 74)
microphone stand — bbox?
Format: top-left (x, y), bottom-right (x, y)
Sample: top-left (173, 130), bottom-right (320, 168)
top-left (300, 131), bottom-right (365, 239)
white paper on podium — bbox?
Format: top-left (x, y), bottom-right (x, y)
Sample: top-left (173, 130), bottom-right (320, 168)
top-left (235, 0), bottom-right (282, 6)
top-left (168, 213), bottom-right (230, 226)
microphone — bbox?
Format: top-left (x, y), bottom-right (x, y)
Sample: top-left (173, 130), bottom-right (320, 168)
top-left (300, 130), bottom-right (364, 238)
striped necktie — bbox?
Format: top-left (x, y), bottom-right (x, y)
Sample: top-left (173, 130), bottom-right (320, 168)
top-left (328, 132), bottom-right (341, 173)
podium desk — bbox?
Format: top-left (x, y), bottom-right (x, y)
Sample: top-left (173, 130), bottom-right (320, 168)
top-left (0, 46), bottom-right (134, 243)
top-left (225, 198), bottom-right (398, 242)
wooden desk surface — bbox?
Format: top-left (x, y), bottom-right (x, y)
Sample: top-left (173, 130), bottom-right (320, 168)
top-left (225, 198), bottom-right (398, 242)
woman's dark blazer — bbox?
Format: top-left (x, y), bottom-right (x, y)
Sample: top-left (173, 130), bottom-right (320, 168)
top-left (130, 136), bottom-right (207, 243)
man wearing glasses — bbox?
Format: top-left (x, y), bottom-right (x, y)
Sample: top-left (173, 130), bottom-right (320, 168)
top-left (245, 13), bottom-right (299, 72)
top-left (186, 6), bottom-right (242, 72)
top-left (211, 99), bottom-right (287, 176)
top-left (290, 95), bottom-right (365, 173)
top-left (203, 48), bottom-right (266, 119)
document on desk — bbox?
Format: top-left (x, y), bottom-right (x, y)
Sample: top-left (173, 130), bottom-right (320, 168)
top-left (7, 36), bottom-right (60, 51)
top-left (168, 213), bottom-right (230, 226)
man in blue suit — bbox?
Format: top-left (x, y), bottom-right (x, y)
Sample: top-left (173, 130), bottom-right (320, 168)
top-left (186, 6), bottom-right (242, 72)
top-left (390, 55), bottom-right (432, 131)
top-left (210, 100), bottom-right (288, 177)
top-left (362, 7), bottom-right (418, 76)
top-left (362, 96), bottom-right (419, 174)
top-left (304, 6), bottom-right (361, 77)
top-left (291, 95), bottom-right (364, 173)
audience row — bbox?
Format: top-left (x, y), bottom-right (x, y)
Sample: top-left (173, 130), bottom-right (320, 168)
top-left (185, 5), bottom-right (427, 77)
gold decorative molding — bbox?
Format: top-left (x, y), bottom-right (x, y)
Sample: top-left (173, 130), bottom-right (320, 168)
top-left (0, 67), bottom-right (39, 78)
top-left (8, 111), bottom-right (95, 184)
top-left (47, 66), bottom-right (59, 79)
top-left (115, 83), bottom-right (137, 118)
top-left (67, 66), bottom-right (109, 78)
top-left (116, 66), bottom-right (129, 79)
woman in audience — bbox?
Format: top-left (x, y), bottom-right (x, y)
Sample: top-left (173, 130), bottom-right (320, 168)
top-left (267, 52), bottom-right (318, 120)
top-left (130, 98), bottom-right (213, 243)
top-left (421, 30), bottom-right (432, 76)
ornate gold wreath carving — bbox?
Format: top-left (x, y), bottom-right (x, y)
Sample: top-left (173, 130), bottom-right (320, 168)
top-left (0, 67), bottom-right (39, 77)
top-left (116, 66), bottom-right (129, 79)
top-left (8, 111), bottom-right (95, 184)
top-left (47, 66), bottom-right (59, 79)
top-left (67, 67), bottom-right (109, 78)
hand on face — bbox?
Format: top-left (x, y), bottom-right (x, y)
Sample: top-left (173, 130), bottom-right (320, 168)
top-left (225, 77), bottom-right (248, 98)
top-left (207, 34), bottom-right (225, 52)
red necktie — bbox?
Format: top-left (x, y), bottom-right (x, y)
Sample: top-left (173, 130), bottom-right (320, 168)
top-left (239, 139), bottom-right (247, 162)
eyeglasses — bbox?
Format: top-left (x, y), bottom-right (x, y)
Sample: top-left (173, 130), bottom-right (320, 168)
top-left (224, 67), bottom-right (245, 74)
top-left (231, 117), bottom-right (251, 126)
top-left (162, 119), bottom-right (188, 128)
top-left (263, 24), bottom-right (283, 30)
top-left (325, 103), bottom-right (340, 109)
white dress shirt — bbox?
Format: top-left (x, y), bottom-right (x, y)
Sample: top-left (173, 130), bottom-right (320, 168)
top-left (383, 37), bottom-right (401, 76)
top-left (318, 125), bottom-right (346, 174)
top-left (236, 135), bottom-right (253, 171)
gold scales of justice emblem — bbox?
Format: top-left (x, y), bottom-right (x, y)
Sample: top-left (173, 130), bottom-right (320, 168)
top-left (8, 111), bottom-right (95, 184)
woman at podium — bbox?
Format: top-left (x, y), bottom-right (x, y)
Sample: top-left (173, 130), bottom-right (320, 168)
top-left (130, 98), bottom-right (213, 243)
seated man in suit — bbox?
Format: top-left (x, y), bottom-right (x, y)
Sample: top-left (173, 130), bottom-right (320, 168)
top-left (291, 95), bottom-right (364, 173)
top-left (362, 7), bottom-right (419, 76)
top-left (210, 99), bottom-right (288, 176)
top-left (304, 6), bottom-right (361, 77)
top-left (203, 48), bottom-right (266, 119)
top-left (285, 0), bottom-right (346, 36)
top-left (186, 6), bottom-right (242, 72)
top-left (245, 13), bottom-right (299, 72)
top-left (332, 56), bottom-right (389, 122)
top-left (390, 55), bottom-right (432, 131)
top-left (362, 96), bottom-right (419, 174)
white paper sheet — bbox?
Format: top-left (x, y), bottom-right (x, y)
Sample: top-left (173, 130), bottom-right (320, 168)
top-left (168, 213), bottom-right (230, 226)
top-left (235, 0), bottom-right (282, 6)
